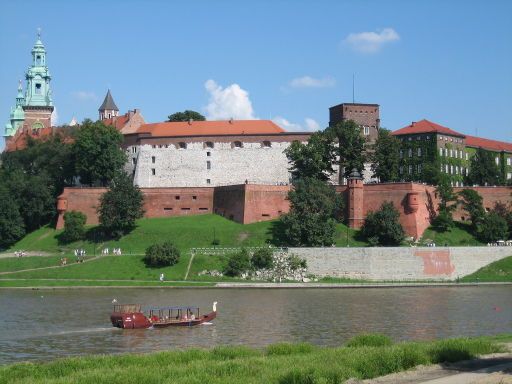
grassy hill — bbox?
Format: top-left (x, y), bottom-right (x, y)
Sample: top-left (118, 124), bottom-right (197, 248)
top-left (421, 222), bottom-right (484, 246)
top-left (462, 256), bottom-right (512, 282)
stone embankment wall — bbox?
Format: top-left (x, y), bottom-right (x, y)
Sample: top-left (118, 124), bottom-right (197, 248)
top-left (290, 247), bottom-right (512, 281)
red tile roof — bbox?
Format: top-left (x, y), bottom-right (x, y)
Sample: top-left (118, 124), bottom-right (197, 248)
top-left (136, 120), bottom-right (285, 137)
top-left (465, 135), bottom-right (512, 153)
top-left (392, 119), bottom-right (465, 138)
top-left (102, 114), bottom-right (129, 131)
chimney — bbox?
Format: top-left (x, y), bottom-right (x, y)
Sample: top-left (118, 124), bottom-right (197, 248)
top-left (229, 118), bottom-right (234, 124)
top-left (128, 110), bottom-right (135, 118)
top-left (411, 121), bottom-right (416, 126)
top-left (188, 118), bottom-right (193, 125)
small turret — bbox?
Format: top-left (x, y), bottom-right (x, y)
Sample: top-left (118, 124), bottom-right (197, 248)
top-left (99, 89), bottom-right (119, 120)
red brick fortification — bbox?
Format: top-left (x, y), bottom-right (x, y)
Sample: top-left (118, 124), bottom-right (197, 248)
top-left (453, 186), bottom-right (512, 221)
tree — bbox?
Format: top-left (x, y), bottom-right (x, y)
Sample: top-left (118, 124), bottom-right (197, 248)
top-left (73, 120), bottom-right (126, 186)
top-left (0, 186), bottom-right (25, 249)
top-left (285, 131), bottom-right (334, 181)
top-left (466, 148), bottom-right (502, 186)
top-left (492, 201), bottom-right (512, 239)
top-left (279, 177), bottom-right (339, 246)
top-left (98, 173), bottom-right (145, 238)
top-left (61, 211), bottom-right (87, 243)
top-left (370, 128), bottom-right (400, 182)
top-left (325, 120), bottom-right (366, 182)
top-left (458, 189), bottom-right (485, 232)
top-left (167, 110), bottom-right (206, 122)
top-left (479, 212), bottom-right (509, 243)
top-left (251, 248), bottom-right (274, 269)
top-left (433, 174), bottom-right (457, 231)
top-left (144, 242), bottom-right (180, 267)
top-left (361, 202), bottom-right (405, 246)
top-left (224, 249), bottom-right (251, 277)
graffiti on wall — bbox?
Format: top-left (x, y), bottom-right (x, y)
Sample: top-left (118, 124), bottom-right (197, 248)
top-left (414, 249), bottom-right (455, 276)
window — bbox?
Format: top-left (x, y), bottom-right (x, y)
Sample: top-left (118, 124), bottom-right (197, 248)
top-left (205, 142), bottom-right (214, 149)
top-left (400, 150), bottom-right (403, 159)
top-left (206, 179), bottom-right (211, 185)
top-left (192, 196), bottom-right (197, 200)
top-left (199, 208), bottom-right (209, 211)
top-left (439, 136), bottom-right (443, 140)
top-left (233, 141), bottom-right (243, 148)
top-left (450, 165), bottom-right (454, 174)
top-left (495, 157), bottom-right (499, 165)
top-left (132, 147), bottom-right (137, 153)
top-left (36, 55), bottom-right (41, 65)
top-left (426, 135), bottom-right (430, 140)
top-left (152, 145), bottom-right (156, 148)
top-left (151, 156), bottom-right (156, 164)
top-left (178, 142), bottom-right (187, 149)
top-left (440, 164), bottom-right (444, 173)
top-left (408, 165), bottom-right (412, 174)
top-left (181, 208), bottom-right (191, 211)
top-left (35, 83), bottom-right (42, 95)
top-left (132, 158), bottom-right (137, 165)
top-left (175, 196), bottom-right (180, 200)
top-left (439, 148), bottom-right (443, 157)
top-left (445, 164), bottom-right (449, 173)
top-left (163, 207), bottom-right (173, 211)
top-left (262, 140), bottom-right (272, 148)
top-left (151, 168), bottom-right (156, 175)
top-left (417, 164), bottom-right (422, 173)
top-left (465, 153), bottom-right (469, 161)
top-left (408, 148), bottom-right (412, 158)
top-left (206, 151), bottom-right (211, 157)
top-left (417, 147), bottom-right (422, 156)
top-left (507, 172), bottom-right (512, 180)
top-left (507, 158), bottom-right (511, 166)
top-left (399, 166), bottom-right (403, 174)
top-left (363, 126), bottom-right (370, 135)
top-left (206, 161), bottom-right (211, 170)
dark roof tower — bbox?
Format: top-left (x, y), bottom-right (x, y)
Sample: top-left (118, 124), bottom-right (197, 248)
top-left (99, 89), bottom-right (119, 120)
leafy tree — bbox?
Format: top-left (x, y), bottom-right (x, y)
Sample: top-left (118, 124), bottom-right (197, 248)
top-left (370, 128), bottom-right (400, 182)
top-left (61, 211), bottom-right (87, 243)
top-left (466, 148), bottom-right (502, 186)
top-left (98, 173), bottom-right (145, 238)
top-left (167, 110), bottom-right (206, 122)
top-left (280, 177), bottom-right (338, 246)
top-left (325, 120), bottom-right (366, 182)
top-left (361, 202), bottom-right (405, 246)
top-left (0, 185), bottom-right (25, 249)
top-left (492, 201), bottom-right (512, 239)
top-left (251, 248), bottom-right (274, 269)
top-left (143, 241), bottom-right (180, 267)
top-left (433, 174), bottom-right (457, 231)
top-left (458, 189), bottom-right (486, 232)
top-left (73, 120), bottom-right (126, 186)
top-left (479, 212), bottom-right (509, 243)
top-left (224, 249), bottom-right (251, 277)
top-left (285, 132), bottom-right (334, 181)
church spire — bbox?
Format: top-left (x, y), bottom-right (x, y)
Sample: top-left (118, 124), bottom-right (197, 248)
top-left (98, 89), bottom-right (119, 120)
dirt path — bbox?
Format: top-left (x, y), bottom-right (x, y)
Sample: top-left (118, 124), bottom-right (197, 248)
top-left (0, 251), bottom-right (53, 259)
top-left (0, 256), bottom-right (101, 275)
top-left (358, 346), bottom-right (512, 384)
top-left (184, 253), bottom-right (195, 280)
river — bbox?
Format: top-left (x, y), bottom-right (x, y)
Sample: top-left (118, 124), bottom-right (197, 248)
top-left (0, 286), bottom-right (511, 364)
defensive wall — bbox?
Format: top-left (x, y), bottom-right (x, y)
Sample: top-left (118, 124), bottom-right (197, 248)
top-left (56, 183), bottom-right (512, 240)
top-left (290, 246), bottom-right (512, 281)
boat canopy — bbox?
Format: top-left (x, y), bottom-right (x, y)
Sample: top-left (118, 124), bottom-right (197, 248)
top-left (148, 306), bottom-right (199, 311)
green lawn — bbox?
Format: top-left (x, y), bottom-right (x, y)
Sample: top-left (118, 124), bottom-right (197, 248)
top-left (421, 222), bottom-right (485, 246)
top-left (0, 279), bottom-right (213, 287)
top-left (0, 255), bottom-right (67, 272)
top-left (462, 256), bottom-right (512, 282)
top-left (0, 335), bottom-right (507, 384)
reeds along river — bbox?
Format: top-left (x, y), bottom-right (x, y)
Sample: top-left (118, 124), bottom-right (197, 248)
top-left (0, 286), bottom-right (511, 365)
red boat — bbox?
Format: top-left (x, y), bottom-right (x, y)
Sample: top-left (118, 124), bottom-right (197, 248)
top-left (111, 302), bottom-right (217, 329)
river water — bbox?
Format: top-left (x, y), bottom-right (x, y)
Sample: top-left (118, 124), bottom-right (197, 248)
top-left (0, 286), bottom-right (511, 365)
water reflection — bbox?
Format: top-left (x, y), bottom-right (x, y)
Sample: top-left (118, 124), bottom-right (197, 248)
top-left (0, 286), bottom-right (510, 364)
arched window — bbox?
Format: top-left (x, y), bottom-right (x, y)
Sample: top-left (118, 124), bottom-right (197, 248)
top-left (36, 55), bottom-right (41, 65)
top-left (233, 141), bottom-right (243, 148)
top-left (262, 141), bottom-right (271, 148)
top-left (204, 141), bottom-right (214, 149)
top-left (178, 142), bottom-right (187, 149)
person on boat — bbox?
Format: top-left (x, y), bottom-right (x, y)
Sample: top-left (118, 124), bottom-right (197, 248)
top-left (190, 313), bottom-right (196, 321)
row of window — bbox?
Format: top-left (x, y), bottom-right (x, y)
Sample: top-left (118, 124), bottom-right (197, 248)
top-left (441, 164), bottom-right (468, 176)
top-left (439, 135), bottom-right (463, 143)
top-left (439, 148), bottom-right (468, 160)
top-left (399, 164), bottom-right (422, 174)
top-left (400, 148), bottom-right (423, 158)
top-left (130, 141), bottom-right (273, 152)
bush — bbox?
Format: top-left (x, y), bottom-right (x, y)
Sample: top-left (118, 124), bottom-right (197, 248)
top-left (143, 241), bottom-right (180, 267)
top-left (288, 254), bottom-right (307, 270)
top-left (479, 212), bottom-right (509, 242)
top-left (361, 202), bottom-right (405, 245)
top-left (432, 210), bottom-right (454, 232)
top-left (223, 249), bottom-right (251, 277)
top-left (61, 211), bottom-right (87, 243)
top-left (251, 248), bottom-right (274, 269)
top-left (345, 333), bottom-right (393, 348)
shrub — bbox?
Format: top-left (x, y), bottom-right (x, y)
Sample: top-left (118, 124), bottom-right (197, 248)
top-left (479, 212), bottom-right (509, 243)
top-left (143, 241), bottom-right (180, 267)
top-left (61, 211), bottom-right (87, 243)
top-left (345, 333), bottom-right (393, 348)
top-left (361, 202), bottom-right (405, 245)
top-left (288, 254), bottom-right (307, 270)
top-left (432, 210), bottom-right (454, 232)
top-left (223, 249), bottom-right (251, 277)
top-left (251, 248), bottom-right (274, 269)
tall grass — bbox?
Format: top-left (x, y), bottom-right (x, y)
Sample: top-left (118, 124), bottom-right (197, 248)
top-left (0, 334), bottom-right (506, 384)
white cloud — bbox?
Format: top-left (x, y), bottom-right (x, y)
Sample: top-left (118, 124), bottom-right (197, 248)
top-left (72, 91), bottom-right (97, 102)
top-left (204, 79), bottom-right (256, 120)
top-left (51, 107), bottom-right (58, 126)
top-left (343, 28), bottom-right (400, 53)
top-left (273, 116), bottom-right (321, 132)
top-left (289, 76), bottom-right (336, 88)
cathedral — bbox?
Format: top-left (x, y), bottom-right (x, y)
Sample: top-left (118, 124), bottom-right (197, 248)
top-left (4, 31), bottom-right (54, 138)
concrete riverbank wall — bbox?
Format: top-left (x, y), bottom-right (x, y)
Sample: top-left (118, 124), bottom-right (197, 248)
top-left (289, 247), bottom-right (512, 281)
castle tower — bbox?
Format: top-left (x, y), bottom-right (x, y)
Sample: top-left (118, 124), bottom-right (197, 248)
top-left (98, 90), bottom-right (119, 120)
top-left (22, 30), bottom-right (54, 130)
top-left (4, 81), bottom-right (26, 137)
top-left (347, 168), bottom-right (364, 229)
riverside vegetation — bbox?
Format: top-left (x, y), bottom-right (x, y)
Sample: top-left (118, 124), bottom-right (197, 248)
top-left (0, 334), bottom-right (509, 383)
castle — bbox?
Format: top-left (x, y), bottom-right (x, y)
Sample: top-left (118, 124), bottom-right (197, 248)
top-left (4, 33), bottom-right (512, 239)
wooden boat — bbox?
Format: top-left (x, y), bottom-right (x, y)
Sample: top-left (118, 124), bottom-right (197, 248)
top-left (111, 302), bottom-right (217, 329)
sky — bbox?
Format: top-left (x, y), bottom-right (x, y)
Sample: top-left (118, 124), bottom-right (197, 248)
top-left (1, 0), bottom-right (511, 150)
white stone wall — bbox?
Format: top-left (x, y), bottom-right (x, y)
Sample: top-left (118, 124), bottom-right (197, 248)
top-left (131, 141), bottom-right (295, 187)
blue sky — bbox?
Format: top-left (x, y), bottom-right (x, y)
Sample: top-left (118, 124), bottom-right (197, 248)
top-left (1, 0), bottom-right (511, 150)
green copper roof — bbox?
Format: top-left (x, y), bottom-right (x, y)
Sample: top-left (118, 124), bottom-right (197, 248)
top-left (99, 89), bottom-right (119, 111)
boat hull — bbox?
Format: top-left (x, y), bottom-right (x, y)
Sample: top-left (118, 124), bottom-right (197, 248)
top-left (110, 312), bottom-right (152, 329)
top-left (152, 311), bottom-right (217, 328)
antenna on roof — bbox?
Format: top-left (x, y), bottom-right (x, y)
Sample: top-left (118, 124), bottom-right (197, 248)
top-left (352, 73), bottom-right (355, 103)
